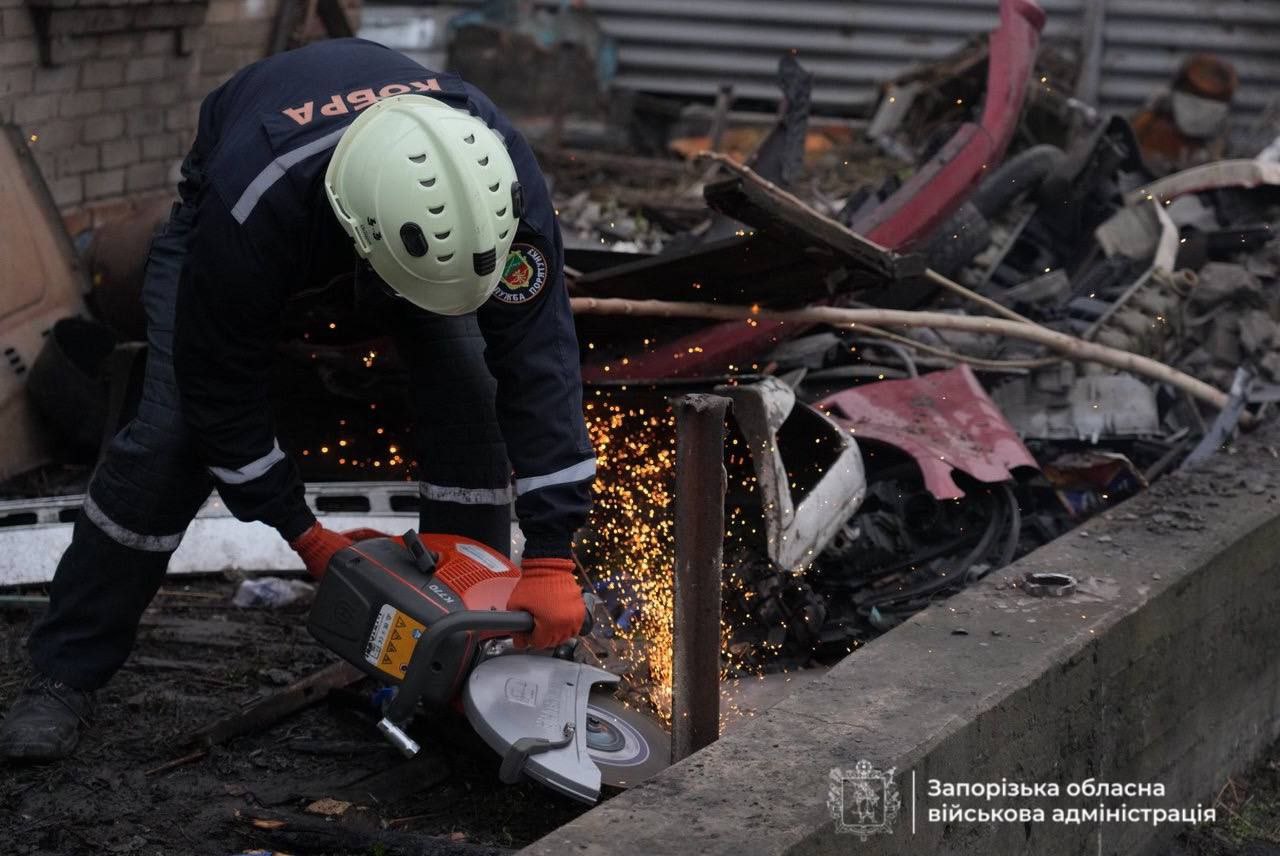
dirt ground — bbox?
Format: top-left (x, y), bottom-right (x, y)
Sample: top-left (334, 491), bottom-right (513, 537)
top-left (0, 577), bottom-right (590, 856)
top-left (1168, 736), bottom-right (1280, 856)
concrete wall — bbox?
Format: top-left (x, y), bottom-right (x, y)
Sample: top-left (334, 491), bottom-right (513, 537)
top-left (526, 426), bottom-right (1280, 856)
top-left (0, 0), bottom-right (360, 227)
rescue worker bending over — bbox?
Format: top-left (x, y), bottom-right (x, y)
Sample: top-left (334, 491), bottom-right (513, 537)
top-left (0, 38), bottom-right (595, 761)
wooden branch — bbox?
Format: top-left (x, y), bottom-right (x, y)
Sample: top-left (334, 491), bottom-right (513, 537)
top-left (568, 296), bottom-right (1241, 416)
top-left (184, 660), bottom-right (364, 748)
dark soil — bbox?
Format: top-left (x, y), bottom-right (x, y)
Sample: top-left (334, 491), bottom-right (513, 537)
top-left (0, 577), bottom-right (590, 856)
top-left (1166, 736), bottom-right (1280, 856)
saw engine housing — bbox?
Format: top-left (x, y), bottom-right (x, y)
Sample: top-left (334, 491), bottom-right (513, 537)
top-left (308, 532), bottom-right (521, 707)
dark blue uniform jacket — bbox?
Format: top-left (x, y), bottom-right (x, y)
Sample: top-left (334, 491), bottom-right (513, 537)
top-left (172, 38), bottom-right (594, 558)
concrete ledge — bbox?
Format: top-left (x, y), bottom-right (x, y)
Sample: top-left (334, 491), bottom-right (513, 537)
top-left (524, 426), bottom-right (1280, 856)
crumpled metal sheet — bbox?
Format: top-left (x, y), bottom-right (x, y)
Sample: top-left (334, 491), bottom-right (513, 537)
top-left (718, 377), bottom-right (866, 571)
top-left (0, 124), bottom-right (88, 481)
top-left (816, 365), bottom-right (1038, 500)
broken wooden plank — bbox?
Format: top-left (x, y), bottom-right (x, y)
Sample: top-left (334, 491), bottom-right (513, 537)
top-left (138, 616), bottom-right (287, 650)
top-left (128, 655), bottom-right (224, 674)
top-left (335, 747), bottom-right (452, 804)
top-left (184, 660), bottom-right (364, 747)
top-left (701, 153), bottom-right (924, 281)
top-left (228, 807), bottom-right (510, 856)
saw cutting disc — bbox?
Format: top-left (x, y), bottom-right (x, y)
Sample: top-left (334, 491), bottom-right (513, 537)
top-left (584, 693), bottom-right (671, 789)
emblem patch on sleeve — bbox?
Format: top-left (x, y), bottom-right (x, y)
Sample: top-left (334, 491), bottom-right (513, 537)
top-left (491, 243), bottom-right (549, 305)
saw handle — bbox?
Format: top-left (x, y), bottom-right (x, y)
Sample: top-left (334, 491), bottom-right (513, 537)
top-left (382, 609), bottom-right (535, 733)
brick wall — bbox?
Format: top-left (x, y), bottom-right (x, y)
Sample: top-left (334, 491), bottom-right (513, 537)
top-left (0, 0), bottom-right (361, 225)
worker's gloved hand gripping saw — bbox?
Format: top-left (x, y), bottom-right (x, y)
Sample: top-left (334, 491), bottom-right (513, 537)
top-left (289, 523), bottom-right (583, 649)
top-left (505, 557), bottom-right (584, 649)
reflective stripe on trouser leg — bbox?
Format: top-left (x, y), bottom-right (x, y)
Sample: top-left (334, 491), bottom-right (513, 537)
top-left (29, 189), bottom-right (213, 691)
top-left (388, 306), bottom-right (513, 556)
top-left (417, 481), bottom-right (514, 558)
top-left (28, 514), bottom-right (177, 691)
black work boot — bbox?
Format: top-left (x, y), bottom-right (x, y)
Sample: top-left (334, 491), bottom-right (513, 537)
top-left (0, 673), bottom-right (95, 761)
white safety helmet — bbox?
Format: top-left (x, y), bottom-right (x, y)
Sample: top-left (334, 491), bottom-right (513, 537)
top-left (324, 94), bottom-right (522, 315)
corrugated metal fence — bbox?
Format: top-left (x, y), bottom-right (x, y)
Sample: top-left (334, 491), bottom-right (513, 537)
top-left (1100, 0), bottom-right (1280, 116)
top-left (388, 0), bottom-right (1280, 118)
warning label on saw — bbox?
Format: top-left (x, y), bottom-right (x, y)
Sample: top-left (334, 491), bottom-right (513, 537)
top-left (364, 604), bottom-right (426, 679)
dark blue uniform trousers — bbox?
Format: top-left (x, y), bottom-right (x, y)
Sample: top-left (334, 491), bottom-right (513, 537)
top-left (28, 183), bottom-right (513, 691)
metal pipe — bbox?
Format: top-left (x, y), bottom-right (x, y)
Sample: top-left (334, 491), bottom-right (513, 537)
top-left (1074, 0), bottom-right (1107, 106)
top-left (708, 84), bottom-right (735, 152)
top-left (669, 394), bottom-right (730, 764)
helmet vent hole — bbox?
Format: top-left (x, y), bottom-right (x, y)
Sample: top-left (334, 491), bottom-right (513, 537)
top-left (463, 134), bottom-right (475, 144)
top-left (419, 177), bottom-right (436, 188)
top-left (478, 156), bottom-right (489, 166)
top-left (488, 182), bottom-right (500, 193)
top-left (498, 229), bottom-right (509, 239)
top-left (438, 253), bottom-right (455, 262)
top-left (496, 207), bottom-right (507, 217)
top-left (429, 205), bottom-right (445, 215)
top-left (408, 154), bottom-right (427, 164)
top-left (434, 230), bottom-right (451, 240)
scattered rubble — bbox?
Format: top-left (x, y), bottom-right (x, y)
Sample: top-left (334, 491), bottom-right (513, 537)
top-left (4, 0), bottom-right (1280, 847)
top-left (0, 579), bottom-right (578, 853)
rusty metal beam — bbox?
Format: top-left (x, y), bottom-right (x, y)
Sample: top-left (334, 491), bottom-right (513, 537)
top-left (669, 394), bottom-right (730, 763)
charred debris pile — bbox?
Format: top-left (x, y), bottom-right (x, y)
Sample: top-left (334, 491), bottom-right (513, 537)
top-left (545, 32), bottom-right (1280, 689)
top-left (6, 5), bottom-right (1280, 719)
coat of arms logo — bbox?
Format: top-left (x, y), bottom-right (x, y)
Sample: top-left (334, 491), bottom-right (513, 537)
top-left (827, 760), bottom-right (902, 840)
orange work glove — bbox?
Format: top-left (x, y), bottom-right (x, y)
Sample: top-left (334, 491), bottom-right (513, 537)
top-left (289, 523), bottom-right (354, 580)
top-left (507, 558), bottom-right (584, 649)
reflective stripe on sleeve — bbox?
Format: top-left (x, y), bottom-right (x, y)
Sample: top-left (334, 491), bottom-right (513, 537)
top-left (209, 440), bottom-right (286, 485)
top-left (514, 457), bottom-right (596, 496)
top-left (230, 127), bottom-right (347, 223)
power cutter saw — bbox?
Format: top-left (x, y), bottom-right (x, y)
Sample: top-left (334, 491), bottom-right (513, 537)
top-left (306, 530), bottom-right (669, 803)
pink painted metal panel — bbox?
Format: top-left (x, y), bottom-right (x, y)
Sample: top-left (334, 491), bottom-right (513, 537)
top-left (816, 365), bottom-right (1039, 499)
